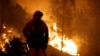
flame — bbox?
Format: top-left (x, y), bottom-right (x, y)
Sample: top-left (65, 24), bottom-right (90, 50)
top-left (53, 23), bottom-right (57, 30)
top-left (62, 39), bottom-right (78, 55)
top-left (0, 25), bottom-right (21, 52)
top-left (3, 24), bottom-right (6, 29)
top-left (49, 23), bottom-right (79, 55)
top-left (0, 23), bottom-right (79, 55)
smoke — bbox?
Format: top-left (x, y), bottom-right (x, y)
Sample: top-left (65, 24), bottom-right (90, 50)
top-left (0, 0), bottom-right (28, 33)
top-left (17, 0), bottom-right (54, 27)
top-left (85, 0), bottom-right (100, 55)
top-left (51, 0), bottom-right (100, 55)
top-left (72, 0), bottom-right (100, 55)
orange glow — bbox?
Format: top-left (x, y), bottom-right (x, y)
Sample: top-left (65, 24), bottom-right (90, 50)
top-left (0, 22), bottom-right (79, 55)
top-left (0, 25), bottom-right (21, 52)
top-left (0, 20), bottom-right (79, 55)
top-left (3, 24), bottom-right (6, 29)
top-left (0, 23), bottom-right (79, 55)
top-left (53, 23), bottom-right (57, 30)
top-left (62, 39), bottom-right (78, 55)
top-left (7, 30), bottom-right (12, 33)
top-left (49, 23), bottom-right (79, 55)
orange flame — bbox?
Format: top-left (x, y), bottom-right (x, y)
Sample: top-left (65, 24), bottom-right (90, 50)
top-left (0, 23), bottom-right (79, 55)
top-left (0, 25), bottom-right (21, 52)
top-left (49, 23), bottom-right (79, 55)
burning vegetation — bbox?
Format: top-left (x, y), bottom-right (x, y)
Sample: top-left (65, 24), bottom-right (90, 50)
top-left (0, 23), bottom-right (79, 56)
top-left (0, 0), bottom-right (81, 56)
top-left (49, 23), bottom-right (79, 56)
top-left (0, 24), bottom-right (28, 56)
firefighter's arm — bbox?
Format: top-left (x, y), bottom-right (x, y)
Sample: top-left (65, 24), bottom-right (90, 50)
top-left (44, 24), bottom-right (49, 45)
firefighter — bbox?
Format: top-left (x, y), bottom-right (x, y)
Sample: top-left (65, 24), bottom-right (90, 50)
top-left (23, 11), bottom-right (49, 56)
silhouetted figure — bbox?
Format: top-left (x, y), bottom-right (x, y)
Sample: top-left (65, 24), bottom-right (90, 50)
top-left (23, 11), bottom-right (49, 56)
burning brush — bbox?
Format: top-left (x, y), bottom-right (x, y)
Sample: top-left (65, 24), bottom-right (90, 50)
top-left (49, 23), bottom-right (79, 56)
top-left (0, 25), bottom-right (28, 56)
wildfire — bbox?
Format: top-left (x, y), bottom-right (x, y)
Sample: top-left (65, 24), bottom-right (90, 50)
top-left (49, 23), bottom-right (79, 56)
top-left (0, 23), bottom-right (79, 55)
top-left (0, 25), bottom-right (21, 52)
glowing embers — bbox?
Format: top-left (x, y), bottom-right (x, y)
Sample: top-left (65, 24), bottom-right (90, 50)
top-left (0, 25), bottom-right (20, 52)
top-left (0, 25), bottom-right (11, 52)
top-left (49, 23), bottom-right (79, 55)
